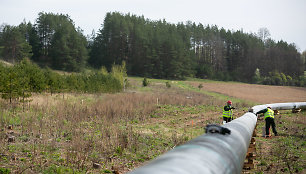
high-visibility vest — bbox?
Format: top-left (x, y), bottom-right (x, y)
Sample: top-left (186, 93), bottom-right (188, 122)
top-left (264, 108), bottom-right (274, 119)
top-left (223, 106), bottom-right (233, 118)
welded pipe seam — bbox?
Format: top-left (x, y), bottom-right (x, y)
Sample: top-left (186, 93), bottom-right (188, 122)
top-left (128, 102), bottom-right (306, 174)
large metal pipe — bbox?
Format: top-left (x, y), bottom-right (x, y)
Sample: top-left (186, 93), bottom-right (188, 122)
top-left (128, 102), bottom-right (306, 174)
top-left (252, 102), bottom-right (306, 114)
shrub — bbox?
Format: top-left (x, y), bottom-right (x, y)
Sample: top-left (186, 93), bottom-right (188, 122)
top-left (166, 81), bottom-right (171, 88)
top-left (196, 64), bottom-right (213, 79)
top-left (280, 73), bottom-right (287, 85)
top-left (111, 61), bottom-right (127, 88)
top-left (100, 66), bottom-right (109, 75)
top-left (214, 71), bottom-right (224, 81)
top-left (296, 76), bottom-right (306, 87)
top-left (0, 168), bottom-right (10, 174)
top-left (269, 71), bottom-right (283, 85)
top-left (262, 76), bottom-right (272, 85)
top-left (143, 77), bottom-right (149, 87)
top-left (223, 73), bottom-right (232, 81)
top-left (252, 68), bottom-right (261, 84)
top-left (198, 84), bottom-right (203, 90)
top-left (286, 75), bottom-right (294, 86)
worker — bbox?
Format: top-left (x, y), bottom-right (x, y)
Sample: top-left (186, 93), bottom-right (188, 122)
top-left (256, 106), bottom-right (278, 138)
top-left (222, 100), bottom-right (235, 124)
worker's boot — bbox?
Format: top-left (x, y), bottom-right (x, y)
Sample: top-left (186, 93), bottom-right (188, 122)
top-left (265, 135), bottom-right (270, 138)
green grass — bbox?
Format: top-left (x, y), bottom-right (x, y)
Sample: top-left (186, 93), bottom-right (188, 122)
top-left (185, 77), bottom-right (249, 84)
top-left (131, 103), bottom-right (220, 146)
top-left (43, 165), bottom-right (85, 174)
top-left (254, 110), bottom-right (305, 173)
top-left (129, 77), bottom-right (255, 107)
top-left (175, 81), bottom-right (256, 107)
top-left (0, 112), bottom-right (22, 126)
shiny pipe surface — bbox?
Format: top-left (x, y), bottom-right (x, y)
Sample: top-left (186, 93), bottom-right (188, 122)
top-left (128, 102), bottom-right (306, 174)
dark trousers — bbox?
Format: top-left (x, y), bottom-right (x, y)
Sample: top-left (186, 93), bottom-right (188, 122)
top-left (223, 117), bottom-right (232, 123)
top-left (265, 117), bottom-right (278, 136)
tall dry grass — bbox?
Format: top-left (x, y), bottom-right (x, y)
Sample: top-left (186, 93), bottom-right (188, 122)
top-left (0, 85), bottom-right (225, 173)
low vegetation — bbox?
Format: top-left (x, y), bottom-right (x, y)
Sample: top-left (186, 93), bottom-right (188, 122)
top-left (0, 77), bottom-right (304, 173)
top-left (0, 77), bottom-right (249, 173)
top-left (254, 110), bottom-right (305, 174)
top-left (0, 59), bottom-right (126, 105)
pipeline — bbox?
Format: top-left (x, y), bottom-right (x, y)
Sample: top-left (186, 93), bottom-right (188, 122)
top-left (252, 102), bottom-right (306, 113)
top-left (128, 102), bottom-right (306, 174)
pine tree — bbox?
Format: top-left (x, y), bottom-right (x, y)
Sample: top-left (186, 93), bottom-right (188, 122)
top-left (1, 25), bottom-right (32, 63)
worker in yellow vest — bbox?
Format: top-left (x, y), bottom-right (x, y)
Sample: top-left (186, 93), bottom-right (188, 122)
top-left (256, 106), bottom-right (278, 137)
top-left (222, 100), bottom-right (235, 124)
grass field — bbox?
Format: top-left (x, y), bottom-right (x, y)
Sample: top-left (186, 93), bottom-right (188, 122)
top-left (253, 110), bottom-right (305, 174)
top-left (0, 77), bottom-right (305, 173)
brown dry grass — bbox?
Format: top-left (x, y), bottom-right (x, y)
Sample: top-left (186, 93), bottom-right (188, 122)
top-left (0, 79), bottom-right (228, 173)
top-left (4, 78), bottom-right (301, 173)
top-left (190, 82), bottom-right (306, 103)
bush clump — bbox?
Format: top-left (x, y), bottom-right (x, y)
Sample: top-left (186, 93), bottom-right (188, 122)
top-left (143, 77), bottom-right (149, 87)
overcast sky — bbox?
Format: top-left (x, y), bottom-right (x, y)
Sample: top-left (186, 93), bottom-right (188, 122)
top-left (1, 0), bottom-right (306, 52)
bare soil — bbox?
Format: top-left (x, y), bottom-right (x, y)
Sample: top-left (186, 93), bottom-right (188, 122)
top-left (190, 82), bottom-right (306, 103)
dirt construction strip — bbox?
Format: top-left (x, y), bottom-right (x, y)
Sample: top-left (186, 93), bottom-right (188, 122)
top-left (189, 82), bottom-right (306, 104)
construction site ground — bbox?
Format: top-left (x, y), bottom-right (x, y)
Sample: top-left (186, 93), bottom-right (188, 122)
top-left (188, 81), bottom-right (305, 173)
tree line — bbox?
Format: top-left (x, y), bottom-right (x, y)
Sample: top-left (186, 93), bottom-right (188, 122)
top-left (0, 12), bottom-right (305, 86)
top-left (0, 12), bottom-right (87, 71)
top-left (0, 59), bottom-right (125, 104)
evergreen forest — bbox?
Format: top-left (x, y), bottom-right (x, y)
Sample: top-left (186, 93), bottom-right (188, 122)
top-left (1, 12), bottom-right (305, 87)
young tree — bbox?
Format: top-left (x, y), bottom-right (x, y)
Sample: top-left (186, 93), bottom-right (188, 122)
top-left (0, 63), bottom-right (8, 97)
top-left (252, 68), bottom-right (261, 84)
top-left (16, 58), bottom-right (46, 93)
top-left (257, 27), bottom-right (270, 43)
top-left (44, 68), bottom-right (62, 95)
top-left (1, 66), bottom-right (20, 103)
top-left (111, 61), bottom-right (127, 89)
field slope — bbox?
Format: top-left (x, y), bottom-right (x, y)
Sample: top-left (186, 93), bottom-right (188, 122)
top-left (189, 81), bottom-right (306, 104)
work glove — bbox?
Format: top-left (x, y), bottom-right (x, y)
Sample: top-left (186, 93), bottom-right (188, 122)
top-left (231, 107), bottom-right (236, 109)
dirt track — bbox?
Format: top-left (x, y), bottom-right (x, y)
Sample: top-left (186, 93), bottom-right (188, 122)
top-left (190, 82), bottom-right (306, 104)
